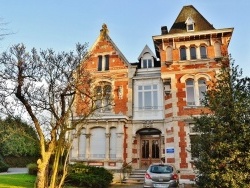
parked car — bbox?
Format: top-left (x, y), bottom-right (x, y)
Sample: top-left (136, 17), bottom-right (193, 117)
top-left (143, 163), bottom-right (179, 188)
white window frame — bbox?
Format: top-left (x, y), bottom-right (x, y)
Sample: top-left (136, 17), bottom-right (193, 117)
top-left (141, 53), bottom-right (154, 68)
top-left (185, 17), bottom-right (195, 32)
top-left (138, 84), bottom-right (158, 110)
top-left (188, 123), bottom-right (200, 161)
top-left (133, 78), bottom-right (164, 120)
top-left (186, 79), bottom-right (195, 106)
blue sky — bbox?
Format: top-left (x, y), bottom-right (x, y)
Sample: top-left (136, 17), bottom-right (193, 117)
top-left (0, 0), bottom-right (249, 76)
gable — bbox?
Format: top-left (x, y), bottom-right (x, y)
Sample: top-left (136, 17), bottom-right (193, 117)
top-left (138, 45), bottom-right (156, 60)
top-left (85, 24), bottom-right (131, 72)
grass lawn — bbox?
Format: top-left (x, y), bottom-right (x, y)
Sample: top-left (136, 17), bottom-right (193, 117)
top-left (0, 174), bottom-right (36, 188)
top-left (0, 174), bottom-right (81, 188)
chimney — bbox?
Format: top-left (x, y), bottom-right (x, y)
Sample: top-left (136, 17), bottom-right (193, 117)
top-left (161, 26), bottom-right (168, 35)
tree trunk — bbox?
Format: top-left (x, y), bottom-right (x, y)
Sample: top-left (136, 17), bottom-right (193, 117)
top-left (35, 158), bottom-right (50, 188)
top-left (50, 147), bottom-right (61, 188)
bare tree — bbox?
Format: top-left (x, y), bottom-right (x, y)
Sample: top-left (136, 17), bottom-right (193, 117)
top-left (0, 18), bottom-right (14, 41)
top-left (0, 43), bottom-right (100, 188)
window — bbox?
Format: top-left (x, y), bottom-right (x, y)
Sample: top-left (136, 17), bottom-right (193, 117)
top-left (190, 46), bottom-right (197, 59)
top-left (142, 59), bottom-right (153, 68)
top-left (94, 82), bottom-right (112, 112)
top-left (186, 79), bottom-right (195, 106)
top-left (97, 55), bottom-right (109, 71)
top-left (90, 128), bottom-right (106, 159)
top-left (98, 56), bottom-right (102, 71)
top-left (185, 17), bottom-right (195, 32)
top-left (104, 55), bottom-right (109, 70)
top-left (189, 124), bottom-right (200, 160)
top-left (138, 84), bottom-right (158, 110)
top-left (198, 78), bottom-right (206, 103)
top-left (187, 24), bottom-right (194, 31)
top-left (185, 78), bottom-right (207, 106)
top-left (180, 47), bottom-right (187, 60)
top-left (200, 46), bottom-right (207, 59)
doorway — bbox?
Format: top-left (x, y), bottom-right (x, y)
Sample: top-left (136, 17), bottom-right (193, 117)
top-left (137, 128), bottom-right (162, 169)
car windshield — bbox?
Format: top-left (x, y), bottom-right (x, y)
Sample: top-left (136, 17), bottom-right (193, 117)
top-left (150, 165), bottom-right (173, 174)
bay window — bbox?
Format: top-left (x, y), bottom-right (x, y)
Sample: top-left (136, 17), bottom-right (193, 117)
top-left (138, 84), bottom-right (158, 110)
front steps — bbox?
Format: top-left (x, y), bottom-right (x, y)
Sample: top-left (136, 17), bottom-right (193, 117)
top-left (122, 169), bottom-right (146, 184)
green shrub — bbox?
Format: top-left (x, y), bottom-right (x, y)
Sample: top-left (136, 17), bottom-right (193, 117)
top-left (66, 163), bottom-right (113, 188)
top-left (0, 155), bottom-right (9, 172)
top-left (4, 156), bottom-right (38, 167)
top-left (27, 163), bottom-right (37, 175)
top-left (0, 160), bottom-right (9, 172)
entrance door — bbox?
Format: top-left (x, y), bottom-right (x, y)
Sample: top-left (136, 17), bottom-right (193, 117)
top-left (140, 135), bottom-right (161, 169)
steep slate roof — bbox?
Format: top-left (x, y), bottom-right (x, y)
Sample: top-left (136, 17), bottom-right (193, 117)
top-left (169, 5), bottom-right (215, 34)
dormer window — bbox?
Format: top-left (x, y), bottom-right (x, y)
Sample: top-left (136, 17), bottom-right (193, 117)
top-left (185, 17), bottom-right (195, 32)
top-left (142, 59), bottom-right (153, 68)
top-left (138, 45), bottom-right (157, 69)
top-left (141, 52), bottom-right (154, 69)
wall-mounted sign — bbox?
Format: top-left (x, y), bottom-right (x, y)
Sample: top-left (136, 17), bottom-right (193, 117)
top-left (166, 147), bottom-right (174, 153)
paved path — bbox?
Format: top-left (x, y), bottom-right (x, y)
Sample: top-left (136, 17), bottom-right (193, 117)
top-left (0, 167), bottom-right (28, 175)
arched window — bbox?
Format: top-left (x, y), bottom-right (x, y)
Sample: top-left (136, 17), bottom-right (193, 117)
top-left (94, 82), bottom-right (112, 112)
top-left (180, 46), bottom-right (187, 60)
top-left (185, 17), bottom-right (195, 32)
top-left (198, 78), bottom-right (206, 104)
top-left (190, 46), bottom-right (197, 60)
top-left (186, 79), bottom-right (195, 106)
top-left (141, 52), bottom-right (154, 68)
top-left (90, 127), bottom-right (106, 159)
top-left (200, 46), bottom-right (207, 59)
top-left (185, 78), bottom-right (207, 106)
top-left (214, 42), bottom-right (222, 58)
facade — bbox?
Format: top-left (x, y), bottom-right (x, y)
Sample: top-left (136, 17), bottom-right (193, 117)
top-left (70, 5), bottom-right (233, 180)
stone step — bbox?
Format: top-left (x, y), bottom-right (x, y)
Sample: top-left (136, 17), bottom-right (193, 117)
top-left (122, 178), bottom-right (144, 184)
top-left (122, 169), bottom-right (146, 184)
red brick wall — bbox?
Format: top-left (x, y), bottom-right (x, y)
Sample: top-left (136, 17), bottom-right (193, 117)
top-left (75, 37), bottom-right (129, 116)
top-left (178, 121), bottom-right (188, 169)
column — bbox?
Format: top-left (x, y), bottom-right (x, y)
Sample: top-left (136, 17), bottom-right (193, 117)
top-left (85, 133), bottom-right (91, 159)
top-left (105, 133), bottom-right (111, 159)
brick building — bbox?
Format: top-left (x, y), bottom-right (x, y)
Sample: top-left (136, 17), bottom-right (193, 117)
top-left (70, 5), bottom-right (233, 180)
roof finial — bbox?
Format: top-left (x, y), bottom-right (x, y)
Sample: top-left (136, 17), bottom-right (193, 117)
top-left (100, 23), bottom-right (109, 40)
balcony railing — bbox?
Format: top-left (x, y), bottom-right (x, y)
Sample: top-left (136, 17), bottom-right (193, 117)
top-left (72, 154), bottom-right (118, 160)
